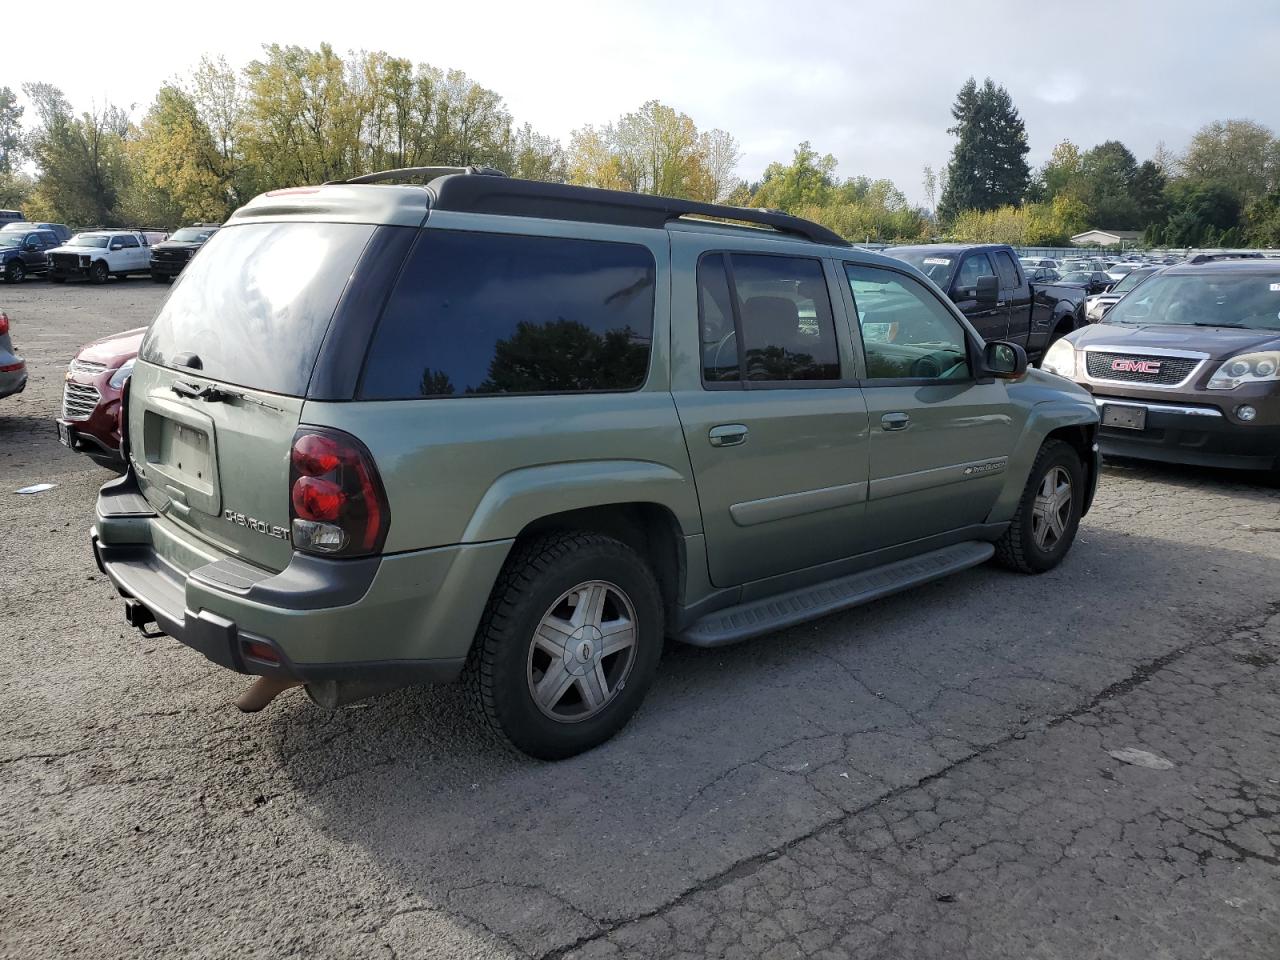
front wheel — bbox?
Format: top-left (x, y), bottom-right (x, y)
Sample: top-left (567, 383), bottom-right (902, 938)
top-left (994, 439), bottom-right (1084, 574)
top-left (4, 261), bottom-right (23, 283)
top-left (89, 261), bottom-right (108, 284)
top-left (465, 531), bottom-right (664, 760)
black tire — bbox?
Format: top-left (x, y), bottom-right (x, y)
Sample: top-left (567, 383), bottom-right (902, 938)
top-left (151, 273), bottom-right (168, 283)
top-left (5, 261), bottom-right (23, 283)
top-left (993, 439), bottom-right (1084, 574)
top-left (49, 275), bottom-right (65, 283)
top-left (465, 531), bottom-right (664, 760)
top-left (89, 261), bottom-right (108, 284)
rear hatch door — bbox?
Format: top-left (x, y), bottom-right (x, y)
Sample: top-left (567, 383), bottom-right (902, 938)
top-left (130, 219), bottom-right (378, 572)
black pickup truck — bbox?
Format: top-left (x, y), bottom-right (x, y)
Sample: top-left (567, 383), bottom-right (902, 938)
top-left (885, 243), bottom-right (1087, 358)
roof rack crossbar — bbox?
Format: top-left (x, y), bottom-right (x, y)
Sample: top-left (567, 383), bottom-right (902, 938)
top-left (336, 166), bottom-right (508, 185)
top-left (423, 175), bottom-right (849, 246)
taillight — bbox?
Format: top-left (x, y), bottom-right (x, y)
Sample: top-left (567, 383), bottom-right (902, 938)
top-left (0, 312), bottom-right (9, 336)
top-left (288, 427), bottom-right (389, 557)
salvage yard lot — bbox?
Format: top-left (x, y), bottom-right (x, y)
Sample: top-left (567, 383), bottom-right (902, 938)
top-left (3, 280), bottom-right (1280, 960)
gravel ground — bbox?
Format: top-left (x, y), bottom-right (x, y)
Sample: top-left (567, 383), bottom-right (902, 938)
top-left (2, 279), bottom-right (1279, 960)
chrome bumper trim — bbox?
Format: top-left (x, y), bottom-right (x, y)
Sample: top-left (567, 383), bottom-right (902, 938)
top-left (1093, 397), bottom-right (1223, 418)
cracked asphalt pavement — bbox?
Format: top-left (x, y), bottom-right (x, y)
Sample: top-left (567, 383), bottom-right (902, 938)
top-left (3, 282), bottom-right (1279, 959)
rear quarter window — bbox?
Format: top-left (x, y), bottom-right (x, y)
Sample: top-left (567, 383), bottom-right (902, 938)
top-left (359, 230), bottom-right (656, 399)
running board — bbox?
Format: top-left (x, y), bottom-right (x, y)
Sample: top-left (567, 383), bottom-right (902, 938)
top-left (679, 541), bottom-right (995, 648)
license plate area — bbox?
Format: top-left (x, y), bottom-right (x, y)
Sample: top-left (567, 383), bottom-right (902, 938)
top-left (56, 421), bottom-right (71, 447)
top-left (140, 396), bottom-right (220, 515)
top-left (1101, 403), bottom-right (1147, 431)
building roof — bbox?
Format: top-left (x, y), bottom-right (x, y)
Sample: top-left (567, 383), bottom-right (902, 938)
top-left (1071, 229), bottom-right (1143, 244)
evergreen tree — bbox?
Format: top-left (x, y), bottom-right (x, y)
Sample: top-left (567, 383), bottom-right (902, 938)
top-left (937, 77), bottom-right (1029, 222)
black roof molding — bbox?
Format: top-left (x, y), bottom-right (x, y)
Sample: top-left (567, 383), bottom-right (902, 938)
top-left (425, 174), bottom-right (850, 246)
top-left (1184, 252), bottom-right (1267, 265)
top-left (338, 166), bottom-right (508, 185)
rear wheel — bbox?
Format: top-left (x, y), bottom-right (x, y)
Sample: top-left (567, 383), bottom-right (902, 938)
top-left (994, 439), bottom-right (1084, 574)
top-left (465, 531), bottom-right (664, 760)
top-left (89, 261), bottom-right (108, 284)
top-left (5, 261), bottom-right (23, 283)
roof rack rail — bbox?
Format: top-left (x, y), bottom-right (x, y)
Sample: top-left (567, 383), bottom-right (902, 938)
top-left (336, 166), bottom-right (508, 185)
top-left (1185, 251), bottom-right (1267, 264)
top-left (425, 175), bottom-right (849, 246)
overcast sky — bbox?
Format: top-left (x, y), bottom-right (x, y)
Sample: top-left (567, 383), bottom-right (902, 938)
top-left (7, 0), bottom-right (1279, 205)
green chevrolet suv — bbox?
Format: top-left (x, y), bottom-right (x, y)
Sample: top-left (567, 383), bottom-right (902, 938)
top-left (92, 167), bottom-right (1101, 759)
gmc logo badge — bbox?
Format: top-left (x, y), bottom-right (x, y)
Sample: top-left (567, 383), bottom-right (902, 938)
top-left (1112, 358), bottom-right (1162, 374)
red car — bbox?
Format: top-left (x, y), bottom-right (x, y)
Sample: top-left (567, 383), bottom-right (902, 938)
top-left (57, 327), bottom-right (144, 467)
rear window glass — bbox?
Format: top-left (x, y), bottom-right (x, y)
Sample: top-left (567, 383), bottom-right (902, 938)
top-left (141, 222), bottom-right (374, 396)
top-left (360, 230), bottom-right (655, 399)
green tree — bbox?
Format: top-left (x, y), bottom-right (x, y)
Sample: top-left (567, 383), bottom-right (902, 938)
top-left (1243, 191), bottom-right (1280, 246)
top-left (751, 141), bottom-right (837, 210)
top-left (125, 85), bottom-right (230, 226)
top-left (0, 86), bottom-right (24, 175)
top-left (1181, 119), bottom-right (1278, 205)
top-left (1029, 140), bottom-right (1084, 204)
top-left (1079, 140), bottom-right (1140, 228)
top-left (1162, 181), bottom-right (1242, 247)
top-left (937, 77), bottom-right (1029, 222)
top-left (1130, 160), bottom-right (1168, 228)
top-left (23, 82), bottom-right (131, 226)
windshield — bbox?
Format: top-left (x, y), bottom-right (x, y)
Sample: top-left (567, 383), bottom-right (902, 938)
top-left (1107, 272), bottom-right (1280, 330)
top-left (1110, 269), bottom-right (1154, 294)
top-left (1109, 264), bottom-right (1136, 275)
top-left (141, 221), bottom-right (375, 395)
top-left (70, 235), bottom-right (109, 248)
top-left (884, 249), bottom-right (955, 287)
top-left (1060, 272), bottom-right (1092, 283)
top-left (0, 235), bottom-right (22, 248)
top-left (169, 228), bottom-right (215, 243)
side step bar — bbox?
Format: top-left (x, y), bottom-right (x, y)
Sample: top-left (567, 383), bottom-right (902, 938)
top-left (679, 541), bottom-right (995, 648)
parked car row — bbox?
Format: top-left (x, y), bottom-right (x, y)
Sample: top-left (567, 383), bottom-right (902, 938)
top-left (0, 220), bottom-right (219, 284)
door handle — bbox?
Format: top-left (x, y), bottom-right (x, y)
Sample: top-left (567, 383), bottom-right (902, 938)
top-left (709, 424), bottom-right (748, 447)
top-left (881, 412), bottom-right (911, 432)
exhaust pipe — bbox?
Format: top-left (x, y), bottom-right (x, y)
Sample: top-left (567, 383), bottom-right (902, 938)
top-left (235, 675), bottom-right (302, 712)
top-left (305, 677), bottom-right (407, 710)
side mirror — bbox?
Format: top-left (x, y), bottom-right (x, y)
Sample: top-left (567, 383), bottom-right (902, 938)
top-left (982, 340), bottom-right (1028, 380)
top-left (109, 242), bottom-right (123, 250)
top-left (975, 274), bottom-right (1000, 307)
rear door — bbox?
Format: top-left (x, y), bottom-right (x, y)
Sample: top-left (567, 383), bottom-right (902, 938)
top-left (131, 220), bottom-right (379, 572)
top-left (670, 237), bottom-right (870, 587)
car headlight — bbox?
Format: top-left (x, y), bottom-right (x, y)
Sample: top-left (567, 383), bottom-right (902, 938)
top-left (1207, 351), bottom-right (1280, 390)
top-left (1041, 338), bottom-right (1077, 379)
top-left (108, 358), bottom-right (135, 389)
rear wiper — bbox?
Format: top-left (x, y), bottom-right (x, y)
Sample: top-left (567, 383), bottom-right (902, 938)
top-left (171, 380), bottom-right (284, 412)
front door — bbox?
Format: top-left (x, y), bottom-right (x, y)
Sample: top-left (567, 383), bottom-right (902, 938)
top-left (842, 261), bottom-right (1020, 552)
top-left (949, 250), bottom-right (1008, 342)
top-left (671, 239), bottom-right (870, 588)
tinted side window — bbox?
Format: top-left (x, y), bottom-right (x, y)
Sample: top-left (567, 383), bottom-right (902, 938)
top-left (118, 235), bottom-right (139, 249)
top-left (734, 255), bottom-right (840, 382)
top-left (993, 251), bottom-right (1020, 287)
top-left (698, 254), bottom-right (739, 382)
top-left (955, 253), bottom-right (995, 290)
top-left (699, 253), bottom-right (841, 385)
top-left (846, 264), bottom-right (970, 381)
top-left (361, 231), bottom-right (655, 399)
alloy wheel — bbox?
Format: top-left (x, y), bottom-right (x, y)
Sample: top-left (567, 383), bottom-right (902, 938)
top-left (1032, 465), bottom-right (1073, 551)
top-left (526, 580), bottom-right (638, 723)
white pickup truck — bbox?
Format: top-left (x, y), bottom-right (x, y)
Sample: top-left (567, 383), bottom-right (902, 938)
top-left (47, 230), bottom-right (159, 283)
